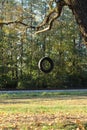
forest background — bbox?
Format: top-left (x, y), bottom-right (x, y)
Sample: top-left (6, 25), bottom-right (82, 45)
top-left (0, 0), bottom-right (87, 90)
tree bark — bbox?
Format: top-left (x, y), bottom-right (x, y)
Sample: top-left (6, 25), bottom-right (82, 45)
top-left (65, 0), bottom-right (87, 44)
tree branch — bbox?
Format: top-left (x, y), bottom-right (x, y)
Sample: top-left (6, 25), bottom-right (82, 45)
top-left (35, 0), bottom-right (65, 34)
top-left (0, 20), bottom-right (36, 29)
top-left (35, 12), bottom-right (59, 34)
top-left (0, 21), bottom-right (27, 26)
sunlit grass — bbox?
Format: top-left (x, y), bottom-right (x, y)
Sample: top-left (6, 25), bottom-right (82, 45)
top-left (0, 97), bottom-right (87, 115)
top-left (0, 91), bottom-right (87, 129)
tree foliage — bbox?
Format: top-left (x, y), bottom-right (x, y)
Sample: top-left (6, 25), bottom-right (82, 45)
top-left (0, 0), bottom-right (87, 90)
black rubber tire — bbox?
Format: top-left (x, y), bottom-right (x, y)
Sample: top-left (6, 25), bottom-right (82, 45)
top-left (38, 57), bottom-right (54, 73)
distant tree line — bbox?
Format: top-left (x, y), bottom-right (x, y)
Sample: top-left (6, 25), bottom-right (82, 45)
top-left (0, 0), bottom-right (87, 90)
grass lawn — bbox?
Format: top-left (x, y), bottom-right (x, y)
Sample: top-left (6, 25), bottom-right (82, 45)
top-left (0, 91), bottom-right (87, 129)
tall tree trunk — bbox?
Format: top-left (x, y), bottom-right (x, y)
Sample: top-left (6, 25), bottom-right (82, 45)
top-left (66, 0), bottom-right (87, 44)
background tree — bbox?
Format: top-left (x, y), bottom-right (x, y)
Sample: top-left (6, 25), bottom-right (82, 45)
top-left (0, 0), bottom-right (87, 90)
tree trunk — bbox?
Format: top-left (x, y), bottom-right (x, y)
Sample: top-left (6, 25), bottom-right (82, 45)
top-left (66, 0), bottom-right (87, 44)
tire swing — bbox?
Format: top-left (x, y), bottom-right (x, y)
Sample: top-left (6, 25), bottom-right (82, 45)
top-left (38, 56), bottom-right (54, 73)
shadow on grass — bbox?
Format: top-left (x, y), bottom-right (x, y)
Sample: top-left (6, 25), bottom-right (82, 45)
top-left (0, 91), bottom-right (87, 104)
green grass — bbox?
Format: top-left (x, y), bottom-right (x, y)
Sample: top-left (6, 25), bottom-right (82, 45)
top-left (0, 91), bottom-right (87, 129)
